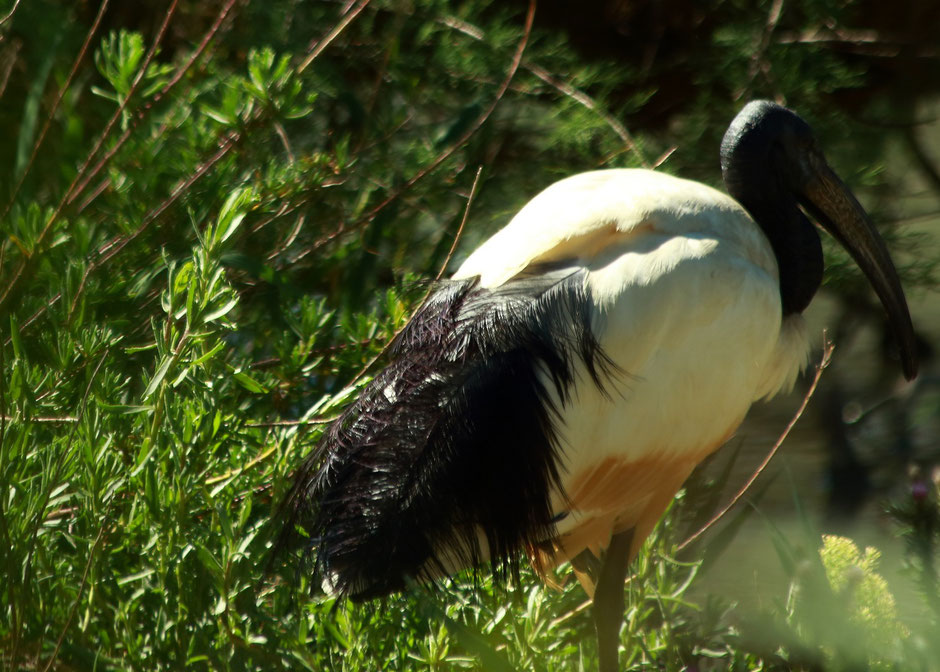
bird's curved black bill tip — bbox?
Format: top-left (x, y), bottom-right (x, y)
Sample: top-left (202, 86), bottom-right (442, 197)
top-left (800, 160), bottom-right (918, 380)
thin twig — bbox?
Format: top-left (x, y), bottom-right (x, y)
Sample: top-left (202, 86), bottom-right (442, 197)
top-left (245, 417), bottom-right (339, 428)
top-left (0, 39), bottom-right (21, 100)
top-left (677, 338), bottom-right (835, 552)
top-left (67, 0), bottom-right (239, 209)
top-left (15, 349), bottom-right (108, 668)
top-left (0, 0), bottom-right (180, 314)
top-left (63, 0), bottom-right (181, 206)
top-left (76, 177), bottom-right (111, 215)
top-left (41, 526), bottom-right (107, 672)
top-left (264, 211), bottom-right (305, 262)
top-left (12, 0), bottom-right (359, 330)
top-left (66, 131), bottom-right (240, 323)
top-left (319, 0), bottom-right (536, 257)
top-left (740, 0), bottom-right (785, 97)
top-left (439, 13), bottom-right (648, 168)
top-left (314, 4), bottom-right (535, 390)
top-left (298, 0), bottom-right (372, 74)
top-left (1, 0), bottom-right (111, 221)
top-left (776, 27), bottom-right (939, 57)
top-left (0, 415), bottom-right (79, 423)
top-left (435, 165), bottom-right (482, 281)
top-left (273, 120), bottom-right (295, 162)
top-left (205, 445), bottom-right (278, 486)
top-left (525, 62), bottom-right (648, 168)
top-left (651, 147), bottom-right (677, 169)
top-left (0, 0), bottom-right (22, 27)
top-left (548, 598), bottom-right (593, 629)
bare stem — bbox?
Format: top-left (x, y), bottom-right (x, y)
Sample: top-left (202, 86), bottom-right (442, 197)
top-left (678, 337), bottom-right (835, 552)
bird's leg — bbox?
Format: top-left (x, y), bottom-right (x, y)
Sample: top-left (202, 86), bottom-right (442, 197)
top-left (593, 528), bottom-right (634, 672)
top-left (570, 549), bottom-right (602, 598)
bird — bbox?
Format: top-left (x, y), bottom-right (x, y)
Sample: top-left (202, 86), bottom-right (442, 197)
top-left (278, 100), bottom-right (918, 672)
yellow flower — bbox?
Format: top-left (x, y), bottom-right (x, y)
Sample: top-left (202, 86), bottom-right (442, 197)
top-left (819, 535), bottom-right (907, 664)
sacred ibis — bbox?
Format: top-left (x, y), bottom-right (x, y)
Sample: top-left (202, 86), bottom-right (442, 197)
top-left (279, 101), bottom-right (917, 671)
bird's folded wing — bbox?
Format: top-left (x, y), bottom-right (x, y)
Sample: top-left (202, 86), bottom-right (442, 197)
top-left (280, 268), bottom-right (618, 599)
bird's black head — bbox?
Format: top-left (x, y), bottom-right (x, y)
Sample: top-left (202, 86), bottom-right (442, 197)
top-left (721, 101), bottom-right (819, 192)
top-left (720, 100), bottom-right (917, 381)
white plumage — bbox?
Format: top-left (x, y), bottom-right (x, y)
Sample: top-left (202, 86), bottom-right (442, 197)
top-left (456, 169), bottom-right (811, 567)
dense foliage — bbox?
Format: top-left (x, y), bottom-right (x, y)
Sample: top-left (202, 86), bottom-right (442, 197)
top-left (0, 0), bottom-right (938, 669)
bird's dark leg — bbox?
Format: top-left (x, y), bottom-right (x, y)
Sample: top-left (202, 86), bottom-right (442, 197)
top-left (570, 549), bottom-right (602, 593)
top-left (593, 528), bottom-right (634, 672)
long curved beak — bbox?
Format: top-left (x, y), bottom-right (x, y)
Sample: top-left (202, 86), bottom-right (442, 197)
top-left (798, 160), bottom-right (917, 380)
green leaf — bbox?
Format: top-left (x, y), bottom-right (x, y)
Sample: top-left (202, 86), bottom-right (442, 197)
top-left (95, 30), bottom-right (146, 100)
top-left (98, 402), bottom-right (153, 415)
top-left (202, 296), bottom-right (238, 324)
top-left (190, 341), bottom-right (226, 367)
top-left (418, 593), bottom-right (519, 672)
top-left (9, 314), bottom-right (24, 359)
top-left (143, 357), bottom-right (173, 399)
top-left (196, 544), bottom-right (224, 581)
top-left (15, 29), bottom-right (62, 178)
top-left (212, 187), bottom-right (256, 249)
top-left (117, 568), bottom-right (155, 586)
top-left (231, 369), bottom-right (266, 394)
top-left (246, 47), bottom-right (276, 95)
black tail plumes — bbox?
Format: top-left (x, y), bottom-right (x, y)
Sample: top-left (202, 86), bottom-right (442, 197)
top-left (279, 267), bottom-right (614, 600)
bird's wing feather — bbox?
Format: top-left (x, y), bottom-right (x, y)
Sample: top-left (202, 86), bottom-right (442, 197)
top-left (279, 267), bottom-right (617, 599)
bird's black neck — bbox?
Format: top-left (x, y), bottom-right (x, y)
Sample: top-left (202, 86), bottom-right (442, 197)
top-left (721, 123), bottom-right (823, 316)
